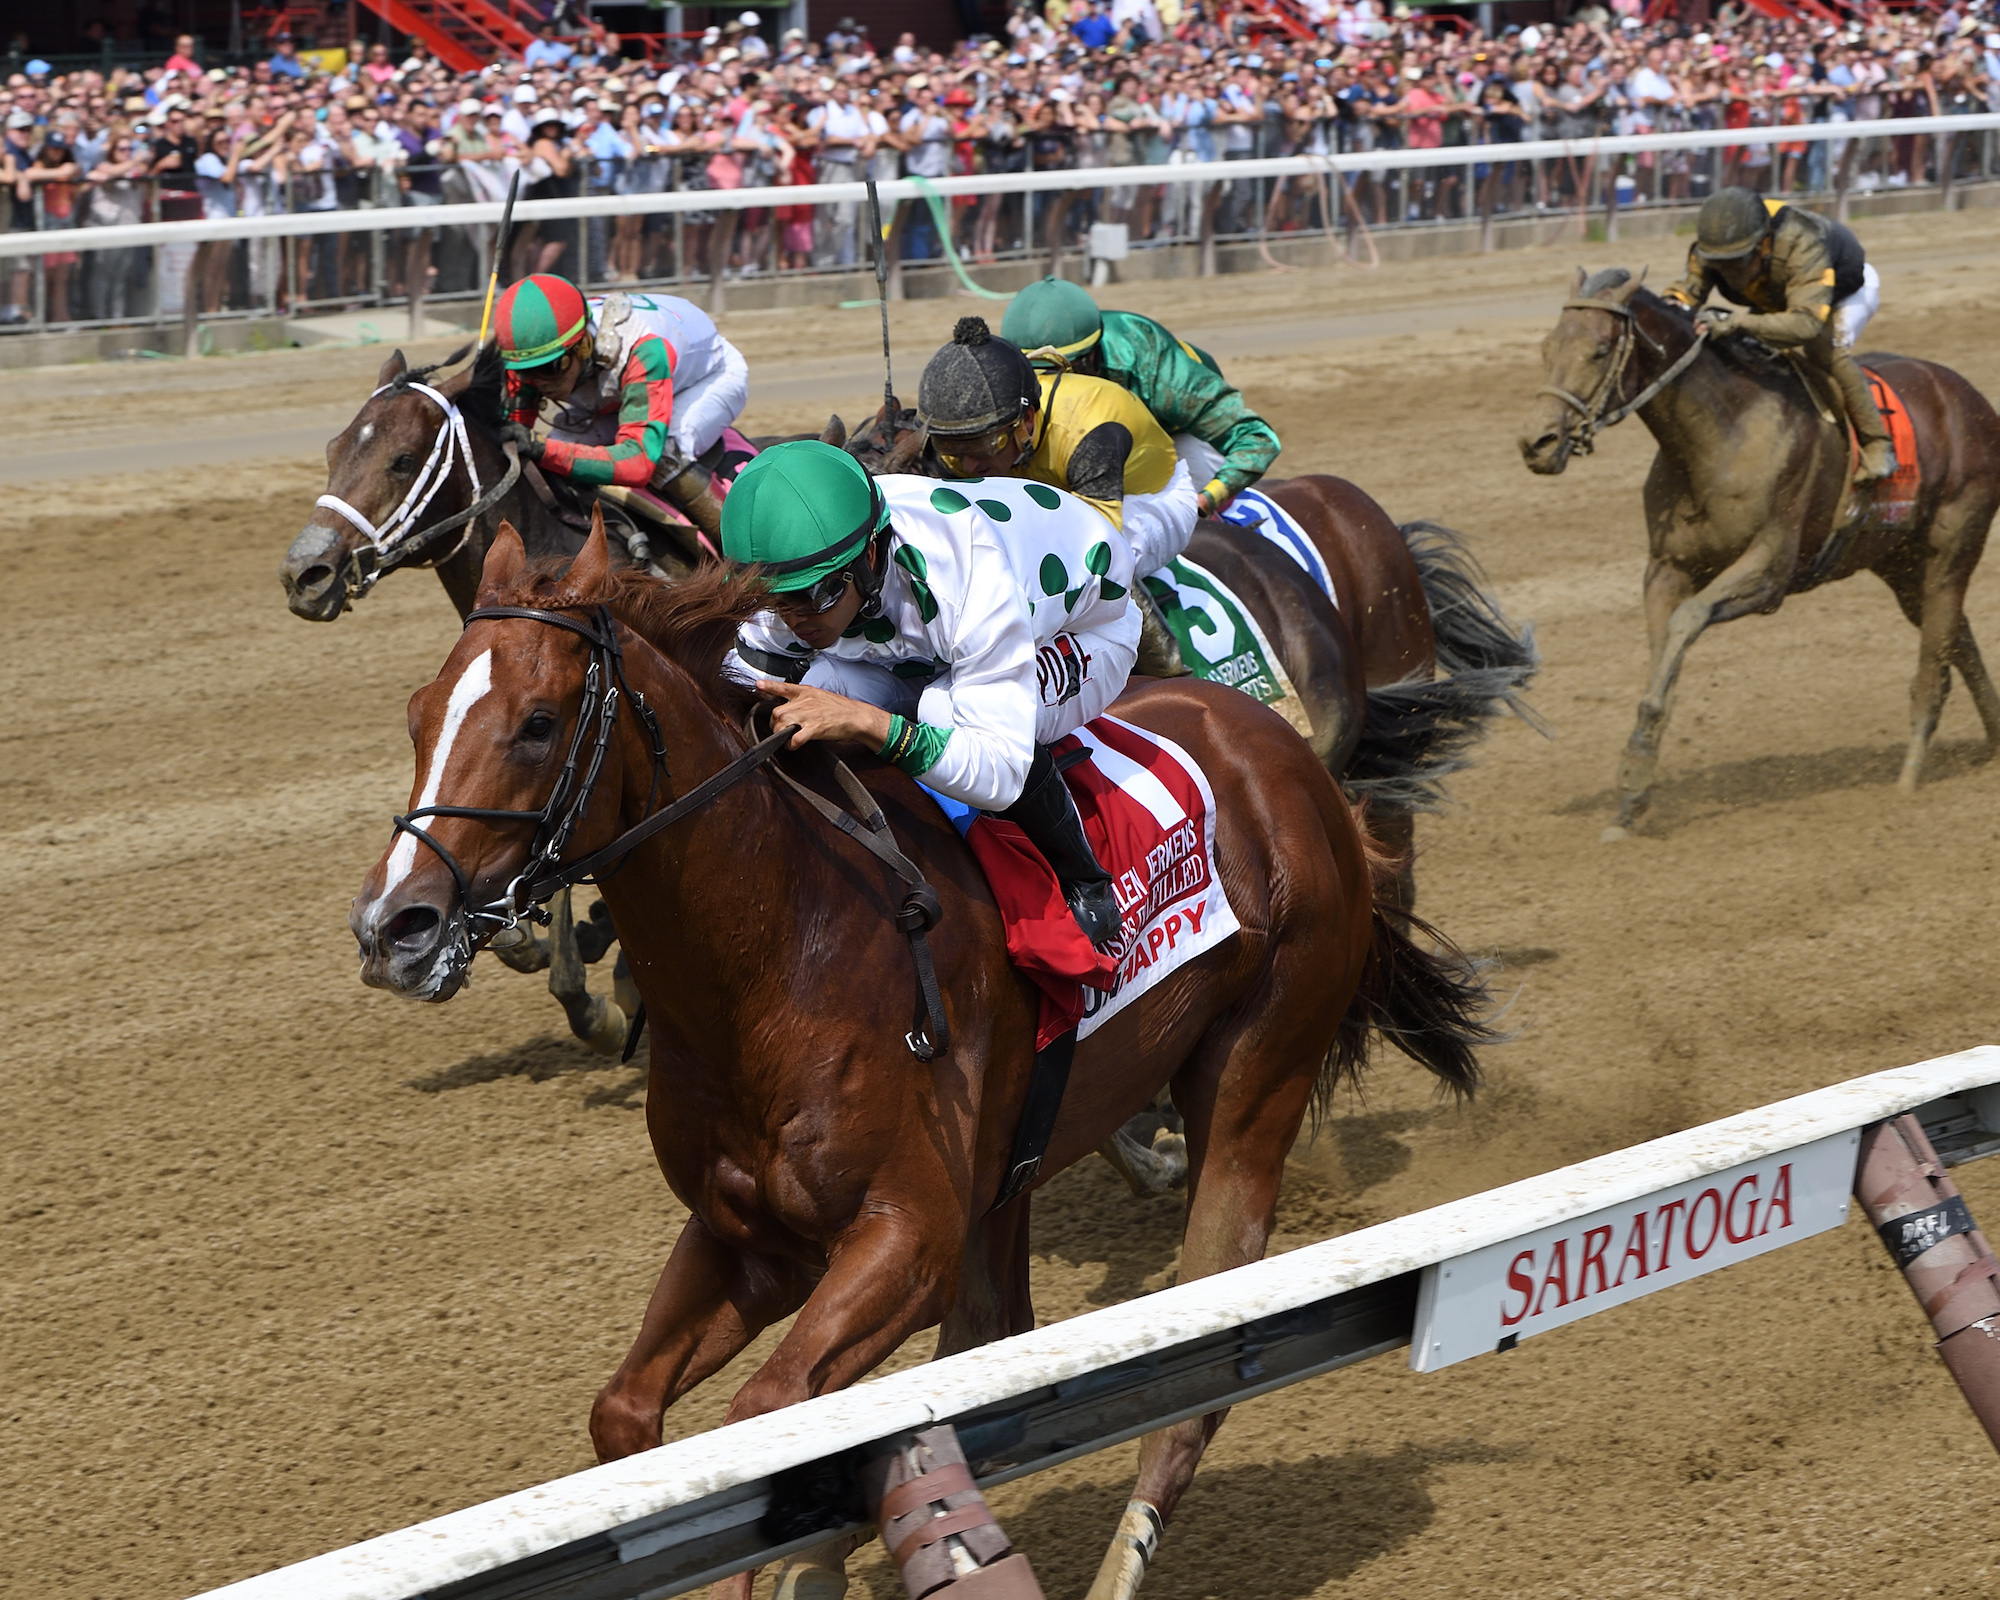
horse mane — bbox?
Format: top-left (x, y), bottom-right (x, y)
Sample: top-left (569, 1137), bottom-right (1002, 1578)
top-left (1580, 269), bottom-right (1791, 381)
top-left (491, 556), bottom-right (768, 719)
top-left (415, 342), bottom-right (507, 436)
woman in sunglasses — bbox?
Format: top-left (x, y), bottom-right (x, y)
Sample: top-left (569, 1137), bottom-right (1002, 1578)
top-left (724, 440), bottom-right (1140, 949)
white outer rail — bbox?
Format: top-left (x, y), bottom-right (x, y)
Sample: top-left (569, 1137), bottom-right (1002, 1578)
top-left (194, 1044), bottom-right (2000, 1600)
top-left (11, 112), bottom-right (1999, 261)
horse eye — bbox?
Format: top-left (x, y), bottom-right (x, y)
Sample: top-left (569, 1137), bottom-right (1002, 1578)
top-left (389, 452), bottom-right (417, 474)
top-left (521, 711), bottom-right (557, 741)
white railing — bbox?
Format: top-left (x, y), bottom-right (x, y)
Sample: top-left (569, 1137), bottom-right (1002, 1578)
top-left (192, 1046), bottom-right (2000, 1600)
top-left (5, 113), bottom-right (1997, 260)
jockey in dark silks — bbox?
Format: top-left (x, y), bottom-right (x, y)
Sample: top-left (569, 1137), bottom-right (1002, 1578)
top-left (1664, 188), bottom-right (1896, 484)
top-left (1001, 276), bottom-right (1281, 515)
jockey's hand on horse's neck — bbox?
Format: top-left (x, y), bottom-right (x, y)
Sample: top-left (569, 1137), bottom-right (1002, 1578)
top-left (759, 678), bottom-right (894, 753)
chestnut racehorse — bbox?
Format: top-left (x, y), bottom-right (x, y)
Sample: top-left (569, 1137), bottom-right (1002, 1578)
top-left (350, 517), bottom-right (1492, 1600)
top-left (1521, 266), bottom-right (2000, 833)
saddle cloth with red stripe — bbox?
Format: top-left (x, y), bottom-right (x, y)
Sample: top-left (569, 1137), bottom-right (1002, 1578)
top-left (925, 715), bottom-right (1240, 1050)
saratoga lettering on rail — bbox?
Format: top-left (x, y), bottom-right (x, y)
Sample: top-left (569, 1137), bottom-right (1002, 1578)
top-left (1409, 1130), bottom-right (1860, 1371)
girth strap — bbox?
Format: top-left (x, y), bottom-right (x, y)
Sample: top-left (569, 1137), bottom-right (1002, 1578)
top-left (758, 728), bottom-right (952, 1062)
top-left (990, 1027), bottom-right (1078, 1211)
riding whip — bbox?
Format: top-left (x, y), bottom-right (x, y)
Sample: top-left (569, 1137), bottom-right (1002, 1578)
top-left (477, 170), bottom-right (523, 348)
top-left (866, 178), bottom-right (895, 412)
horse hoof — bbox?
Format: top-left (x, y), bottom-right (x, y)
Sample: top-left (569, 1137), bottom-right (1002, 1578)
top-left (1897, 768), bottom-right (1922, 796)
top-left (1600, 825), bottom-right (1632, 843)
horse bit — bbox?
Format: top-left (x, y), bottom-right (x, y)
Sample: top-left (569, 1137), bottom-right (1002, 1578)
top-left (313, 379), bottom-right (522, 595)
top-left (386, 604), bottom-right (951, 1061)
top-left (1539, 298), bottom-right (1710, 457)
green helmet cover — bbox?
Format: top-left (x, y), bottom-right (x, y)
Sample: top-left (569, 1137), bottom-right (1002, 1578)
top-left (1001, 276), bottom-right (1104, 362)
top-left (1694, 188), bottom-right (1773, 262)
top-left (720, 440), bottom-right (887, 591)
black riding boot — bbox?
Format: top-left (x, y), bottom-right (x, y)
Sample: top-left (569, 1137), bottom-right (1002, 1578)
top-left (999, 745), bottom-right (1124, 949)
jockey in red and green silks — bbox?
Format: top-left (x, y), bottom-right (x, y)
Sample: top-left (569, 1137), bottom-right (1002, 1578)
top-left (493, 272), bottom-right (749, 487)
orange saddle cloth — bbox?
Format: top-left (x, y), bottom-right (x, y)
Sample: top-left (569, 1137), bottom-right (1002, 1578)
top-left (1862, 367), bottom-right (1922, 525)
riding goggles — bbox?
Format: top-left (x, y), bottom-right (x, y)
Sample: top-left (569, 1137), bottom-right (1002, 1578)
top-left (777, 566), bottom-right (856, 616)
top-left (932, 420), bottom-right (1028, 474)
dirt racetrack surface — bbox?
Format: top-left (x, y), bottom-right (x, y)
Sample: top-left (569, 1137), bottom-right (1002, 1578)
top-left (9, 210), bottom-right (2000, 1600)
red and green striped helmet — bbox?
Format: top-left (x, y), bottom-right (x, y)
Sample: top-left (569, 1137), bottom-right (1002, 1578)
top-left (494, 274), bottom-right (590, 370)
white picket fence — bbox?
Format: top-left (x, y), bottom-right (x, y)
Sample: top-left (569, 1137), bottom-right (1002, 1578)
top-left (6, 112), bottom-right (1998, 262)
top-left (192, 1046), bottom-right (2000, 1600)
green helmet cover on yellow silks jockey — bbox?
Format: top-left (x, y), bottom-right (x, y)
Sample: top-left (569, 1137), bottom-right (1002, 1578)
top-left (720, 440), bottom-right (889, 592)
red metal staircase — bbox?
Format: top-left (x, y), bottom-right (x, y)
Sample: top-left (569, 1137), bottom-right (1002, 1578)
top-left (354, 0), bottom-right (544, 73)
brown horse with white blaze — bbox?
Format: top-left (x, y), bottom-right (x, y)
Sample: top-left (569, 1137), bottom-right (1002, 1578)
top-left (1522, 266), bottom-right (2000, 834)
top-left (350, 516), bottom-right (1492, 1600)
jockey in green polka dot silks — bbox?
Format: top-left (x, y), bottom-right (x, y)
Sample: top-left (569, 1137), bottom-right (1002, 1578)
top-left (723, 440), bottom-right (1139, 947)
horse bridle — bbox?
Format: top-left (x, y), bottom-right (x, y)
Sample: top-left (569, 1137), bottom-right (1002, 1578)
top-left (314, 380), bottom-right (523, 595)
top-left (386, 603), bottom-right (952, 1060)
top-left (1538, 298), bottom-right (1710, 457)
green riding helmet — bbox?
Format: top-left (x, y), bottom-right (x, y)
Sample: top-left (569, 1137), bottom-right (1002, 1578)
top-left (917, 317), bottom-right (1040, 440)
top-left (1693, 187), bottom-right (1773, 262)
top-left (720, 440), bottom-right (887, 592)
top-left (1000, 276), bottom-right (1104, 364)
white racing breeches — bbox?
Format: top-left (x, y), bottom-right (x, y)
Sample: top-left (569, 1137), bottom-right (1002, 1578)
top-left (1121, 457), bottom-right (1200, 576)
top-left (1832, 263), bottom-right (1880, 352)
top-left (793, 607), bottom-right (1141, 804)
top-left (548, 335), bottom-right (752, 463)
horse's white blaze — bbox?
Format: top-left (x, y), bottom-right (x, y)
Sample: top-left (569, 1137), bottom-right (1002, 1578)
top-left (357, 421), bottom-right (374, 445)
top-left (380, 648), bottom-right (494, 903)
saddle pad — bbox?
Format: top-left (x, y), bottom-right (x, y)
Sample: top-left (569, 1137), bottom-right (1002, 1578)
top-left (1145, 557), bottom-right (1314, 739)
top-left (1863, 368), bottom-right (1921, 526)
top-left (1218, 486), bottom-right (1337, 606)
top-left (923, 715), bottom-right (1240, 1050)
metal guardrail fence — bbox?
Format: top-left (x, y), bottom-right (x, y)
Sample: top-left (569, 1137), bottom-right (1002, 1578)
top-left (3, 114), bottom-right (1998, 350)
top-left (191, 1046), bottom-right (2000, 1600)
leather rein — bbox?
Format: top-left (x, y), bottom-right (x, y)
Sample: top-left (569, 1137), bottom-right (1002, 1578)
top-left (1538, 298), bottom-right (1710, 456)
top-left (314, 380), bottom-right (524, 597)
top-left (387, 603), bottom-right (951, 1061)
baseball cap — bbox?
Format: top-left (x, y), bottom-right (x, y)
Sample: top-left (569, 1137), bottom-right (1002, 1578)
top-left (6, 109), bottom-right (34, 128)
top-left (739, 8), bottom-right (760, 23)
top-left (459, 97), bottom-right (482, 114)
top-left (24, 58), bottom-right (49, 76)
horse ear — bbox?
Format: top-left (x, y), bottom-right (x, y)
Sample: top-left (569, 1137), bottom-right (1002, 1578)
top-left (376, 348), bottom-right (408, 388)
top-left (820, 413), bottom-right (847, 448)
top-left (567, 504), bottom-right (614, 597)
top-left (884, 423), bottom-right (927, 474)
top-left (477, 522), bottom-right (527, 603)
top-left (1571, 265), bottom-right (1587, 294)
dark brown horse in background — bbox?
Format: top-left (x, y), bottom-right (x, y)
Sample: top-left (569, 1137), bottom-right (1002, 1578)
top-left (279, 344), bottom-right (590, 625)
top-left (847, 407), bottom-right (1543, 903)
top-left (350, 519), bottom-right (1492, 1600)
top-left (1521, 267), bottom-right (2000, 835)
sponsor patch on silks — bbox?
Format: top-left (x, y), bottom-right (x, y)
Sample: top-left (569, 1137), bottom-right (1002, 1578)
top-left (921, 715), bottom-right (1239, 1049)
top-left (1218, 486), bottom-right (1336, 605)
top-left (1862, 368), bottom-right (1921, 526)
top-left (1145, 557), bottom-right (1313, 739)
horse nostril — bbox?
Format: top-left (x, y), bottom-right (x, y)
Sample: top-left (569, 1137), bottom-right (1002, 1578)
top-left (296, 562), bottom-right (335, 590)
top-left (384, 904), bottom-right (443, 952)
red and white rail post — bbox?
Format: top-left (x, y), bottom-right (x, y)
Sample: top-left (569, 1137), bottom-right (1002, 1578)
top-left (1855, 1115), bottom-right (2000, 1451)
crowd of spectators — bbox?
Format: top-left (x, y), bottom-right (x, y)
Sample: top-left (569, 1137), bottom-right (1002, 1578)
top-left (1, 1), bottom-right (1997, 327)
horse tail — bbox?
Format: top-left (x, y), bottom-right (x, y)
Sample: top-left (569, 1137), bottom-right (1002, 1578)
top-left (1344, 520), bottom-right (1545, 813)
top-left (1320, 809), bottom-right (1495, 1122)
